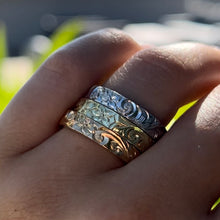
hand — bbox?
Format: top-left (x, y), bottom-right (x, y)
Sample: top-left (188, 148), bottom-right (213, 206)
top-left (0, 29), bottom-right (220, 220)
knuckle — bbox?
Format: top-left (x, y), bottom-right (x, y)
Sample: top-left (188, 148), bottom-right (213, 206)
top-left (135, 48), bottom-right (182, 74)
top-left (195, 84), bottom-right (220, 133)
top-left (97, 28), bottom-right (138, 47)
top-left (42, 46), bottom-right (78, 76)
top-left (214, 84), bottom-right (220, 94)
top-left (208, 85), bottom-right (220, 118)
top-left (129, 42), bottom-right (215, 83)
top-left (41, 28), bottom-right (139, 77)
top-left (128, 48), bottom-right (186, 87)
top-left (134, 46), bottom-right (186, 76)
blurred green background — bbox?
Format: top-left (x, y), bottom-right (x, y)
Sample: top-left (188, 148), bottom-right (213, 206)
top-left (0, 19), bottom-right (81, 113)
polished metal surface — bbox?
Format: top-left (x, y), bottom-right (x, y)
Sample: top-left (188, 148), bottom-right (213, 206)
top-left (88, 86), bottom-right (166, 140)
top-left (76, 99), bottom-right (153, 152)
top-left (61, 110), bottom-right (140, 163)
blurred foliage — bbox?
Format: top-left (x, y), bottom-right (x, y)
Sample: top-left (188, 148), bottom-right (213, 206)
top-left (0, 21), bottom-right (8, 113)
top-left (0, 87), bottom-right (15, 113)
top-left (0, 19), bottom-right (82, 113)
top-left (212, 198), bottom-right (220, 211)
top-left (34, 19), bottom-right (82, 70)
top-left (0, 21), bottom-right (7, 65)
top-left (166, 101), bottom-right (196, 130)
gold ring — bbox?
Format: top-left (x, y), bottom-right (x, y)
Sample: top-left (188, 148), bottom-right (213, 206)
top-left (76, 99), bottom-right (153, 152)
top-left (61, 110), bottom-right (140, 163)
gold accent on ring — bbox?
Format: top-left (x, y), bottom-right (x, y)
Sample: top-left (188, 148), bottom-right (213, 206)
top-left (76, 99), bottom-right (154, 152)
top-left (61, 110), bottom-right (140, 163)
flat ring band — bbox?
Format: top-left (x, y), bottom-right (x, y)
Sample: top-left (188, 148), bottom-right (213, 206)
top-left (61, 110), bottom-right (140, 163)
top-left (76, 99), bottom-right (153, 152)
top-left (88, 86), bottom-right (166, 140)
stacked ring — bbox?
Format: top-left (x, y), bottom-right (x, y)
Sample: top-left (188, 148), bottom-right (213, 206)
top-left (61, 110), bottom-right (140, 163)
top-left (88, 86), bottom-right (166, 140)
top-left (75, 99), bottom-right (153, 153)
top-left (60, 86), bottom-right (166, 163)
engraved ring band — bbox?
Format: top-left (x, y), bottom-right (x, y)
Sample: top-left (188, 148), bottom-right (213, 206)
top-left (60, 86), bottom-right (167, 163)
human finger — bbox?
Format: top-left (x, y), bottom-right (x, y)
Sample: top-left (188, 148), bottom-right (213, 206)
top-left (0, 29), bottom-right (140, 159)
top-left (117, 85), bottom-right (220, 219)
top-left (34, 43), bottom-right (220, 174)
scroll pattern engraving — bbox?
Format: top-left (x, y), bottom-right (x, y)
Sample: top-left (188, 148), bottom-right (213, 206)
top-left (88, 86), bottom-right (166, 140)
top-left (63, 110), bottom-right (140, 163)
top-left (76, 99), bottom-right (153, 152)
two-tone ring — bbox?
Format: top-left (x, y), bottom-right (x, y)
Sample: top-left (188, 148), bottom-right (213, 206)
top-left (60, 86), bottom-right (166, 163)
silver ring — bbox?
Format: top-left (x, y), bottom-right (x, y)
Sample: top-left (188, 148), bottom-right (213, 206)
top-left (87, 86), bottom-right (166, 140)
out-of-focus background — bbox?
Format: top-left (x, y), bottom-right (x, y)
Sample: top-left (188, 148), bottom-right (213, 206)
top-left (1, 0), bottom-right (220, 113)
top-left (0, 0), bottom-right (220, 209)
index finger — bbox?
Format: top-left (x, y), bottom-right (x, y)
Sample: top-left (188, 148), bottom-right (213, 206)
top-left (0, 29), bottom-right (140, 158)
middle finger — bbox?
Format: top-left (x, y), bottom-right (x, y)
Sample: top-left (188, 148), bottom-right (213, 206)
top-left (30, 42), bottom-right (220, 175)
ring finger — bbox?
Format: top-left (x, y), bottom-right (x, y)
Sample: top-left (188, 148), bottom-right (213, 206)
top-left (30, 42), bottom-right (220, 174)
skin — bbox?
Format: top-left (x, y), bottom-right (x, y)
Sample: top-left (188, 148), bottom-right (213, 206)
top-left (0, 28), bottom-right (220, 220)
